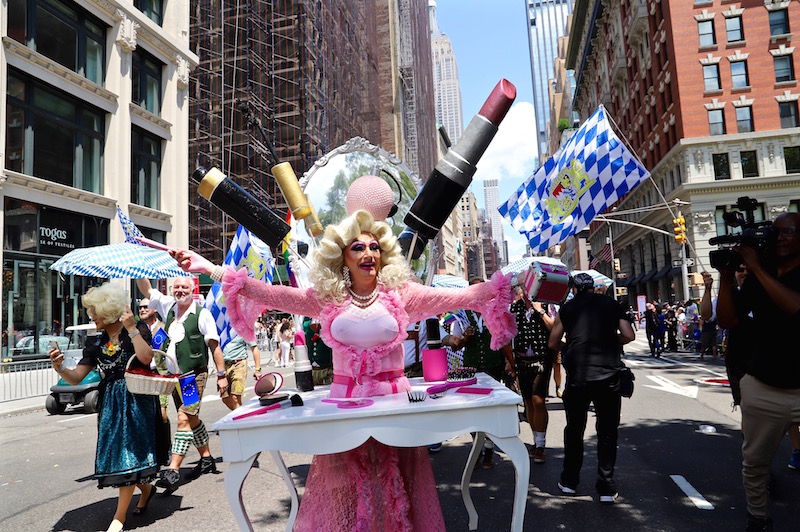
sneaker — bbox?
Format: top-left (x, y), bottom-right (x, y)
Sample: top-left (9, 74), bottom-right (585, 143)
top-left (532, 447), bottom-right (546, 464)
top-left (155, 468), bottom-right (180, 492)
top-left (745, 513), bottom-right (774, 532)
top-left (788, 449), bottom-right (800, 470)
top-left (428, 442), bottom-right (443, 453)
top-left (556, 387), bottom-right (563, 398)
top-left (187, 456), bottom-right (217, 480)
top-left (557, 482), bottom-right (576, 495)
top-left (599, 492), bottom-right (619, 504)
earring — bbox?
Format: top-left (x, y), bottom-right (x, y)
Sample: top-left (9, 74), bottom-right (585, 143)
top-left (342, 265), bottom-right (352, 288)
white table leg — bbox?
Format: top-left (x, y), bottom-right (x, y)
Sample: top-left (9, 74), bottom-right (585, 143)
top-left (224, 455), bottom-right (256, 532)
top-left (489, 435), bottom-right (530, 532)
top-left (460, 432), bottom-right (485, 530)
top-left (269, 451), bottom-right (299, 532)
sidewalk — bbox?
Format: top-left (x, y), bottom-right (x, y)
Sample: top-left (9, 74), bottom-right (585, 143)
top-left (0, 394), bottom-right (46, 417)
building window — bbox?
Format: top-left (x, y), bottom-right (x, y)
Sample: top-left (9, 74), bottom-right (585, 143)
top-left (736, 106), bottom-right (754, 133)
top-left (740, 150), bottom-right (758, 177)
top-left (5, 70), bottom-right (104, 192)
top-left (780, 101), bottom-right (799, 128)
top-left (134, 0), bottom-right (163, 25)
top-left (713, 153), bottom-right (731, 180)
top-left (774, 55), bottom-right (795, 83)
top-left (730, 61), bottom-right (749, 89)
top-left (769, 9), bottom-right (789, 36)
top-left (708, 109), bottom-right (726, 135)
top-left (785, 146), bottom-right (800, 173)
top-left (703, 65), bottom-right (721, 91)
top-left (726, 16), bottom-right (744, 42)
top-left (132, 48), bottom-right (163, 115)
top-left (131, 127), bottom-right (162, 210)
top-left (7, 0), bottom-right (106, 85)
top-left (698, 20), bottom-right (716, 47)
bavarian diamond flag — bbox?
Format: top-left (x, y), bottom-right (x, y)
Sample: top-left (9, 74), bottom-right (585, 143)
top-left (499, 105), bottom-right (650, 253)
top-left (204, 225), bottom-right (274, 349)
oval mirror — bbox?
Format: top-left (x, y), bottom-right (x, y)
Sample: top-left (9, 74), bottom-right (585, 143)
top-left (298, 137), bottom-right (430, 280)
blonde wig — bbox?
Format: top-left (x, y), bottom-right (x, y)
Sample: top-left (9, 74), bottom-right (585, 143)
top-left (309, 209), bottom-right (409, 304)
top-left (81, 283), bottom-right (127, 324)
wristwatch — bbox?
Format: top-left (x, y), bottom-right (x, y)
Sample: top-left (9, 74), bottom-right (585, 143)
top-left (217, 370), bottom-right (226, 377)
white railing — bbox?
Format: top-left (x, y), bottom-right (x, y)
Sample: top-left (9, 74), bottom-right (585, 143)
top-left (0, 360), bottom-right (59, 402)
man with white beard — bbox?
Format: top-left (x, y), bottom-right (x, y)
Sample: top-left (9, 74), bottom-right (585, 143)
top-left (137, 277), bottom-right (225, 492)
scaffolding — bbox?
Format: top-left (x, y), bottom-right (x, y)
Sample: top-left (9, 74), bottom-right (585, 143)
top-left (189, 0), bottom-right (381, 265)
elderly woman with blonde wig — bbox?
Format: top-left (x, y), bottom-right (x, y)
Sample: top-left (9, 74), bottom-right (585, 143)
top-left (172, 208), bottom-right (516, 531)
top-left (48, 283), bottom-right (168, 532)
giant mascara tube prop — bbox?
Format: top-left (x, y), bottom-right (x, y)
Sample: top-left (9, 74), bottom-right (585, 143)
top-left (399, 79), bottom-right (516, 260)
top-left (272, 162), bottom-right (312, 221)
top-left (196, 166), bottom-right (290, 248)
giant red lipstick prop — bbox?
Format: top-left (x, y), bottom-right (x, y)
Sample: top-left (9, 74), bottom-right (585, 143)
top-left (400, 79), bottom-right (516, 259)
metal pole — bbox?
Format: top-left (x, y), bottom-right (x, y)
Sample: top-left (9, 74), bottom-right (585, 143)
top-left (608, 222), bottom-right (616, 298)
top-left (679, 210), bottom-right (690, 302)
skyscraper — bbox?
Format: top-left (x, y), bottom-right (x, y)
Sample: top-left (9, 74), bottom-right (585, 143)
top-left (483, 178), bottom-right (507, 266)
top-left (429, 0), bottom-right (464, 144)
top-left (526, 0), bottom-right (573, 159)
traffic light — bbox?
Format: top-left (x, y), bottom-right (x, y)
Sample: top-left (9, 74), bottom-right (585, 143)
top-left (613, 258), bottom-right (621, 272)
top-left (673, 216), bottom-right (687, 244)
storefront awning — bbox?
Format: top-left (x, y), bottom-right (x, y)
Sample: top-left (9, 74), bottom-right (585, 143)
top-left (640, 269), bottom-right (658, 283)
top-left (627, 273), bottom-right (643, 285)
top-left (616, 276), bottom-right (629, 287)
top-left (652, 264), bottom-right (673, 282)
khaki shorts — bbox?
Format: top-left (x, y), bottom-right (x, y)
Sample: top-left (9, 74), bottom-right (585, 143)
top-left (173, 370), bottom-right (208, 416)
top-left (221, 358), bottom-right (248, 399)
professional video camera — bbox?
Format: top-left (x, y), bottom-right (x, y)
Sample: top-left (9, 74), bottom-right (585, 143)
top-left (708, 196), bottom-right (776, 270)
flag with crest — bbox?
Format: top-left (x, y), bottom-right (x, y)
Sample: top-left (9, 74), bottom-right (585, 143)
top-left (499, 105), bottom-right (650, 253)
top-left (204, 225), bottom-right (275, 349)
top-left (117, 205), bottom-right (145, 244)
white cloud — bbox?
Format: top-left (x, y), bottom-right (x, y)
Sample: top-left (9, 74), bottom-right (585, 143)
top-left (472, 101), bottom-right (538, 184)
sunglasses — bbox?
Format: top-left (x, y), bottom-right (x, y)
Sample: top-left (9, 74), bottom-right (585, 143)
top-left (735, 267), bottom-right (748, 273)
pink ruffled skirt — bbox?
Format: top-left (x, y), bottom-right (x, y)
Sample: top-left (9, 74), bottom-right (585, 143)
top-left (294, 438), bottom-right (445, 532)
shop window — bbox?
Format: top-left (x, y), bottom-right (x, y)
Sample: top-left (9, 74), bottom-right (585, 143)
top-left (784, 146), bottom-right (800, 173)
top-left (703, 65), bottom-right (721, 91)
top-left (726, 16), bottom-right (743, 42)
top-left (730, 61), bottom-right (749, 89)
top-left (740, 150), bottom-right (758, 178)
top-left (134, 0), bottom-right (163, 26)
top-left (769, 9), bottom-right (789, 36)
top-left (736, 106), bottom-right (754, 133)
top-left (698, 20), bottom-right (716, 47)
top-left (7, 0), bottom-right (106, 85)
top-left (5, 70), bottom-right (104, 192)
top-left (713, 153), bottom-right (731, 180)
top-left (131, 127), bottom-right (162, 210)
top-left (780, 101), bottom-right (799, 128)
top-left (132, 48), bottom-right (163, 115)
top-left (774, 55), bottom-right (795, 83)
top-left (708, 109), bottom-right (726, 135)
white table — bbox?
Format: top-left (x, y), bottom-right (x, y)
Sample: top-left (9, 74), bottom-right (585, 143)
top-left (211, 374), bottom-right (529, 531)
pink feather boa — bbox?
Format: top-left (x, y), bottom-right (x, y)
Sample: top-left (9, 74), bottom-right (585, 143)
top-left (484, 271), bottom-right (517, 350)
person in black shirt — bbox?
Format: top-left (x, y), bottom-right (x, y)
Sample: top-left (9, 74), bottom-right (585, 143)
top-left (717, 213), bottom-right (800, 532)
top-left (549, 273), bottom-right (635, 504)
top-left (510, 287), bottom-right (555, 464)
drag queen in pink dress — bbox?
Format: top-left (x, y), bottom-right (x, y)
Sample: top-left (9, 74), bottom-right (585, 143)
top-left (173, 208), bottom-right (516, 531)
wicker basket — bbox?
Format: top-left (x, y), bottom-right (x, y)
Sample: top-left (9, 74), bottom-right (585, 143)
top-left (125, 351), bottom-right (179, 396)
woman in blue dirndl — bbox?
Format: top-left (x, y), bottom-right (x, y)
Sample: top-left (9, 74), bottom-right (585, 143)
top-left (49, 283), bottom-right (168, 532)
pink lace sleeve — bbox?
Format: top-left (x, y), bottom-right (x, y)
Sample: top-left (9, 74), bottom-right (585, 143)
top-left (399, 270), bottom-right (516, 350)
top-left (221, 267), bottom-right (323, 342)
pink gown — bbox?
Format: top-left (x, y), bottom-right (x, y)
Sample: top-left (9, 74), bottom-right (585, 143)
top-left (220, 268), bottom-right (516, 532)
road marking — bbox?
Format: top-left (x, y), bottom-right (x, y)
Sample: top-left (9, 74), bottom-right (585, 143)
top-left (57, 414), bottom-right (94, 423)
top-left (670, 475), bottom-right (714, 510)
top-left (644, 375), bottom-right (698, 398)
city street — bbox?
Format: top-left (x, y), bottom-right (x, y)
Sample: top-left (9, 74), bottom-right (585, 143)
top-left (1, 329), bottom-right (798, 531)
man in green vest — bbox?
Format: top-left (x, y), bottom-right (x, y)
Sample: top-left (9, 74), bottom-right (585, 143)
top-left (137, 277), bottom-right (226, 492)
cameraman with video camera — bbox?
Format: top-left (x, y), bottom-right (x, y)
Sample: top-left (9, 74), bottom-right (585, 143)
top-left (715, 211), bottom-right (800, 532)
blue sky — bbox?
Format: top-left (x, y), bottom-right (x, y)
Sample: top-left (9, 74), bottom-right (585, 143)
top-left (435, 0), bottom-right (540, 261)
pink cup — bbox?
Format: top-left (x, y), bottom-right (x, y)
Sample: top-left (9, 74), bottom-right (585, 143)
top-left (422, 348), bottom-right (448, 382)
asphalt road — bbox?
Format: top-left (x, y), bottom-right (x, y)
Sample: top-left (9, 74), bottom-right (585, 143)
top-left (1, 329), bottom-right (798, 531)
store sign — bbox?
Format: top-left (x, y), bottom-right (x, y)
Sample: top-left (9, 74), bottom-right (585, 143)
top-left (39, 225), bottom-right (75, 251)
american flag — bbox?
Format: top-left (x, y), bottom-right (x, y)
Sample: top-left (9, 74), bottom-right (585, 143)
top-left (498, 105), bottom-right (650, 253)
top-left (595, 243), bottom-right (613, 262)
top-left (589, 253), bottom-right (600, 269)
top-left (204, 225), bottom-right (274, 349)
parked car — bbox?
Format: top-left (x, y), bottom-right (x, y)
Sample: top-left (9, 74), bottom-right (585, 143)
top-left (46, 324), bottom-right (101, 415)
top-left (10, 335), bottom-right (70, 361)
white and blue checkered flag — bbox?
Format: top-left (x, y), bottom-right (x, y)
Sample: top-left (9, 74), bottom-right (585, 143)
top-left (204, 225), bottom-right (275, 349)
top-left (499, 105), bottom-right (650, 253)
top-left (116, 205), bottom-right (145, 244)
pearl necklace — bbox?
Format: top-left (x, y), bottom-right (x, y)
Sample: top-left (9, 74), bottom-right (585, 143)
top-left (349, 286), bottom-right (379, 308)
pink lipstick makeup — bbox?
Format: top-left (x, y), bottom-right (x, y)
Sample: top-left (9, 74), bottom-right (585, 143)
top-left (400, 79), bottom-right (516, 256)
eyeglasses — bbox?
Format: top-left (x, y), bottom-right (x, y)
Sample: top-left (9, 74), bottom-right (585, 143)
top-left (777, 226), bottom-right (798, 237)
